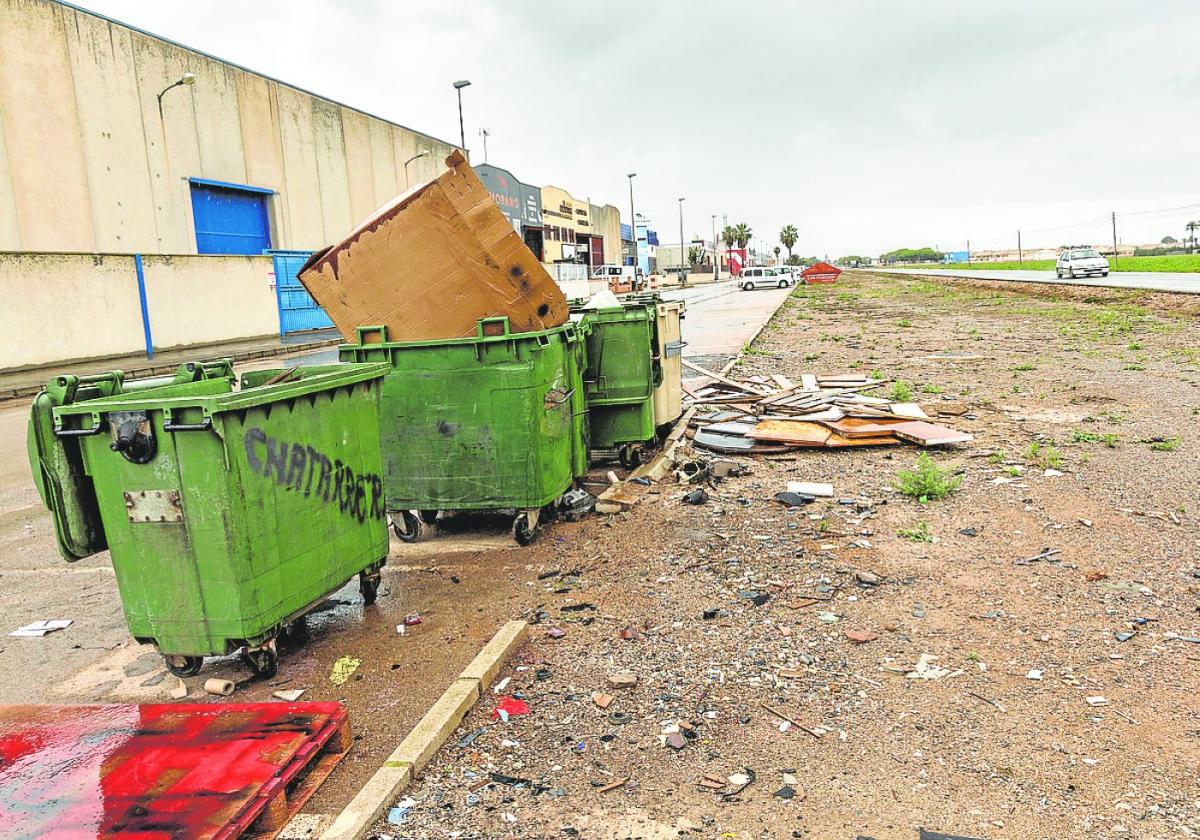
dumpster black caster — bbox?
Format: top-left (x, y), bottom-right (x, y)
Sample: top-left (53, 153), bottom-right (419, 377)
top-left (359, 570), bottom-right (381, 605)
top-left (418, 509), bottom-right (440, 525)
top-left (618, 444), bottom-right (643, 469)
top-left (513, 510), bottom-right (540, 546)
top-left (390, 511), bottom-right (420, 543)
top-left (163, 654), bottom-right (203, 678)
top-left (241, 647), bottom-right (278, 679)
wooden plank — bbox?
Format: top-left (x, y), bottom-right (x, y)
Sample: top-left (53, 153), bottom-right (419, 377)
top-left (819, 416), bottom-right (909, 438)
top-left (824, 431), bottom-right (901, 448)
top-left (890, 421), bottom-right (973, 446)
top-left (746, 420), bottom-right (832, 446)
top-left (772, 375), bottom-right (796, 390)
top-left (681, 359), bottom-right (772, 394)
top-left (800, 374), bottom-right (818, 392)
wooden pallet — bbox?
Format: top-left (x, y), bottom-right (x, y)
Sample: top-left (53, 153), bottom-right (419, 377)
top-left (243, 712), bottom-right (352, 839)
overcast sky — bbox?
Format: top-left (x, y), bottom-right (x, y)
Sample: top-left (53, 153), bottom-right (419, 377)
top-left (76, 0), bottom-right (1200, 257)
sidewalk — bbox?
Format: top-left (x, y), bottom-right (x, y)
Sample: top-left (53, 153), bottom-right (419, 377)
top-left (0, 329), bottom-right (342, 402)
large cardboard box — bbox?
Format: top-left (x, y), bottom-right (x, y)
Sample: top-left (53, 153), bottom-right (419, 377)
top-left (299, 151), bottom-right (568, 341)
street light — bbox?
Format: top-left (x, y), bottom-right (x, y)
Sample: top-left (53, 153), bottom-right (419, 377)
top-left (677, 197), bottom-right (686, 287)
top-left (627, 173), bottom-right (637, 273)
top-left (478, 127), bottom-right (490, 164)
top-left (156, 71), bottom-right (195, 118)
top-left (711, 214), bottom-right (718, 281)
top-left (452, 80), bottom-right (471, 152)
top-left (404, 150), bottom-right (431, 188)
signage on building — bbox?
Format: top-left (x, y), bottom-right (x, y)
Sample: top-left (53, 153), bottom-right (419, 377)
top-left (473, 164), bottom-right (543, 231)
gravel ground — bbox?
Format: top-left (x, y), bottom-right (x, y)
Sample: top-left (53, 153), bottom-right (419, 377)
top-left (364, 271), bottom-right (1200, 840)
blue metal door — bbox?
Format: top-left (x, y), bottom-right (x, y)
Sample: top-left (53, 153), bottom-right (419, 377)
top-left (189, 178), bottom-right (273, 254)
top-left (270, 250), bottom-right (335, 334)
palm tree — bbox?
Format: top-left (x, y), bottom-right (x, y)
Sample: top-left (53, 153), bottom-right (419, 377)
top-left (721, 225), bottom-right (737, 250)
top-left (773, 246), bottom-right (781, 264)
top-left (1186, 221), bottom-right (1200, 251)
top-left (779, 224), bottom-right (798, 259)
top-left (733, 223), bottom-right (752, 249)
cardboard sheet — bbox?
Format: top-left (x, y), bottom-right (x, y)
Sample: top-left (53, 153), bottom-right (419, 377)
top-left (299, 151), bottom-right (568, 341)
top-left (747, 420), bottom-right (832, 446)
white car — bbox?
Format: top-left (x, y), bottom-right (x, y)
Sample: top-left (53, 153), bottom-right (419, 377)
top-left (1056, 248), bottom-right (1109, 279)
top-left (738, 267), bottom-right (794, 290)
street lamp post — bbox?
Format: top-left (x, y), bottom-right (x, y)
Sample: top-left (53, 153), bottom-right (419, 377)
top-left (711, 214), bottom-right (718, 281)
top-left (404, 150), bottom-right (431, 189)
top-left (627, 173), bottom-right (637, 274)
top-left (677, 197), bottom-right (686, 287)
top-left (452, 80), bottom-right (471, 151)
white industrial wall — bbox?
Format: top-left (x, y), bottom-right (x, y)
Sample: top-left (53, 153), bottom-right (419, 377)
top-left (0, 252), bottom-right (281, 370)
top-left (0, 0), bottom-right (458, 254)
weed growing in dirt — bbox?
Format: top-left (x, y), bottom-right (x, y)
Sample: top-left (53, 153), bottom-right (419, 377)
top-left (1070, 428), bottom-right (1119, 448)
top-left (920, 384), bottom-right (943, 394)
top-left (1004, 465), bottom-right (1023, 477)
top-left (1143, 437), bottom-right (1181, 452)
top-left (890, 380), bottom-right (913, 401)
top-left (1123, 362), bottom-right (1146, 371)
top-left (988, 450), bottom-right (1008, 464)
top-left (897, 318), bottom-right (913, 328)
top-left (1025, 441), bottom-right (1063, 469)
top-left (742, 343), bottom-right (772, 356)
top-left (897, 521), bottom-right (933, 542)
top-left (894, 453), bottom-right (962, 502)
top-left (1011, 361), bottom-right (1037, 372)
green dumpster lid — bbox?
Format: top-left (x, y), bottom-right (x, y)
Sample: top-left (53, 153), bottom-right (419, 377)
top-left (53, 363), bottom-right (389, 425)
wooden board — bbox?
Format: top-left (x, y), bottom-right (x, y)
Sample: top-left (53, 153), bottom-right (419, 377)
top-left (819, 416), bottom-right (908, 439)
top-left (824, 431), bottom-right (901, 448)
top-left (889, 402), bottom-right (931, 419)
top-left (890, 421), bottom-right (973, 446)
top-left (298, 150), bottom-right (567, 342)
top-left (747, 420), bottom-right (832, 446)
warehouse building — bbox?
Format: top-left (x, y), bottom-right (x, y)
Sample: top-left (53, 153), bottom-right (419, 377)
top-left (473, 163), bottom-right (544, 261)
top-left (0, 0), bottom-right (459, 255)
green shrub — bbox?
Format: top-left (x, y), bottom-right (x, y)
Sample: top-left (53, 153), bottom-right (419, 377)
top-left (889, 380), bottom-right (913, 401)
top-left (897, 521), bottom-right (933, 542)
top-left (894, 453), bottom-right (962, 502)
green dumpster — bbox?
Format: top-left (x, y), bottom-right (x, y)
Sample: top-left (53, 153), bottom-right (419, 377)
top-left (27, 360), bottom-right (390, 678)
top-left (338, 317), bottom-right (587, 544)
top-left (574, 300), bottom-right (660, 467)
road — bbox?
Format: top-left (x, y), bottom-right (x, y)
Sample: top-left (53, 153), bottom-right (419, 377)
top-left (869, 266), bottom-right (1200, 294)
top-left (0, 279), bottom-right (791, 706)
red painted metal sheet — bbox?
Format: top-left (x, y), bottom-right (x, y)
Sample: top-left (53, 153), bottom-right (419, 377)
top-left (0, 702), bottom-right (346, 839)
top-left (801, 261), bottom-right (842, 284)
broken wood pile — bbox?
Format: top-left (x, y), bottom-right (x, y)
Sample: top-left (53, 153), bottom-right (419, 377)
top-left (681, 360), bottom-right (973, 454)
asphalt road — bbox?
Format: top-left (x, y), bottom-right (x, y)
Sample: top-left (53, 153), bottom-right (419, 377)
top-left (869, 266), bottom-right (1200, 294)
top-left (0, 278), bottom-right (792, 704)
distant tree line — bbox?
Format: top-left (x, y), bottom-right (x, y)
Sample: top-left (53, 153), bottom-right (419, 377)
top-left (880, 247), bottom-right (943, 264)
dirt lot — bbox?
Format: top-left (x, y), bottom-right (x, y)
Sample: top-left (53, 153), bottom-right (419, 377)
top-left (376, 271), bottom-right (1200, 839)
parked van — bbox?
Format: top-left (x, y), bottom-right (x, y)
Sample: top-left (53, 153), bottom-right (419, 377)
top-left (738, 267), bottom-right (794, 291)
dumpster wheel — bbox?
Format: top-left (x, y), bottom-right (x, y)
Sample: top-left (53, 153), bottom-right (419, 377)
top-left (390, 511), bottom-right (420, 543)
top-left (618, 444), bottom-right (644, 469)
top-left (513, 509), bottom-right (541, 546)
top-left (359, 570), bottom-right (382, 605)
top-left (240, 646), bottom-right (278, 679)
top-left (163, 654), bottom-right (203, 678)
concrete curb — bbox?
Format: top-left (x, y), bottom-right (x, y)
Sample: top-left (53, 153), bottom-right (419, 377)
top-left (320, 620), bottom-right (528, 840)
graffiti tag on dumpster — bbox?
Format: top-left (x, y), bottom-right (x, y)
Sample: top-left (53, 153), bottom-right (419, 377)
top-left (243, 427), bottom-right (384, 523)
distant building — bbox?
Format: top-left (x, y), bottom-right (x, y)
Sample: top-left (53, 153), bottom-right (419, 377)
top-left (473, 163), bottom-right (544, 261)
top-left (942, 250), bottom-right (969, 263)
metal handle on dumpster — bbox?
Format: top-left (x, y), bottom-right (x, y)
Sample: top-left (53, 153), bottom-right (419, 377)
top-left (544, 388), bottom-right (575, 407)
top-left (54, 417), bottom-right (105, 437)
top-left (162, 417), bottom-right (213, 432)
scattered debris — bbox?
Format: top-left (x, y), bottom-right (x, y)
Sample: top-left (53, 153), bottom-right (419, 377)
top-left (774, 491), bottom-right (815, 507)
top-left (492, 697), bottom-right (531, 721)
top-left (787, 481), bottom-right (834, 497)
top-left (844, 629), bottom-right (878, 644)
top-left (272, 688), bottom-right (306, 702)
top-left (169, 679), bottom-right (188, 700)
top-left (9, 619), bottom-right (72, 637)
top-left (203, 678), bottom-right (235, 697)
top-left (682, 488), bottom-right (709, 505)
top-left (330, 656), bottom-right (361, 686)
top-left (1015, 547), bottom-right (1061, 565)
top-left (607, 672), bottom-right (639, 689)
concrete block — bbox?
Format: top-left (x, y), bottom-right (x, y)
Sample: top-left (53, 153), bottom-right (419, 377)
top-left (390, 677), bottom-right (480, 774)
top-left (458, 620), bottom-right (528, 689)
top-left (320, 762), bottom-right (411, 840)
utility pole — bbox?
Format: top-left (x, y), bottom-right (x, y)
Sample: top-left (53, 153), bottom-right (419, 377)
top-left (677, 197), bottom-right (686, 287)
top-left (711, 214), bottom-right (718, 281)
top-left (966, 239), bottom-right (970, 265)
top-left (452, 80), bottom-right (471, 152)
top-left (479, 128), bottom-right (489, 164)
top-left (627, 173), bottom-right (637, 272)
top-left (1017, 230), bottom-right (1023, 266)
top-left (1111, 211), bottom-right (1119, 270)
